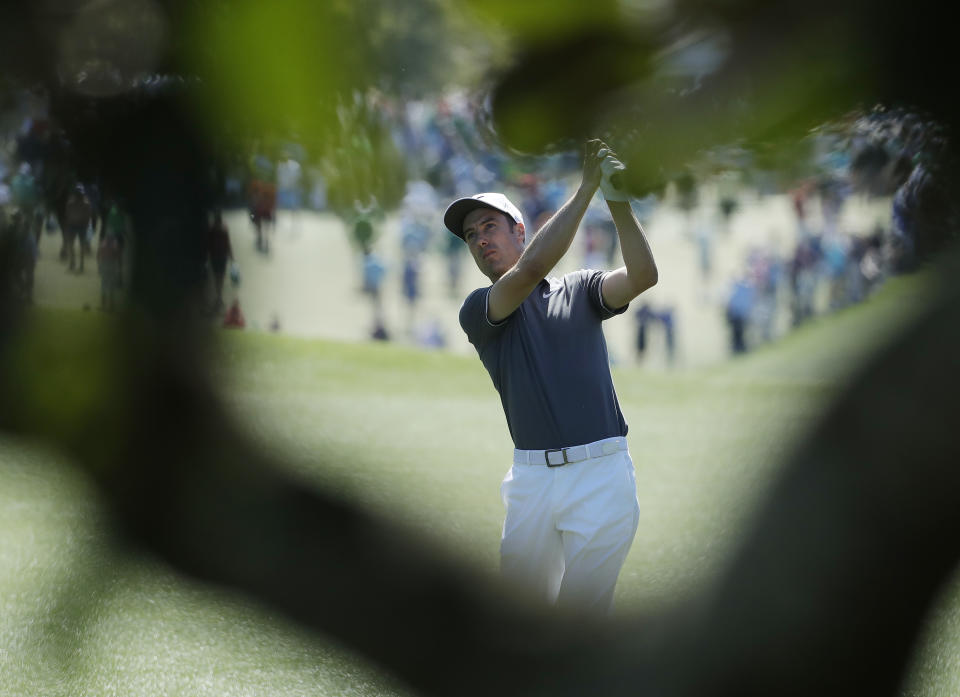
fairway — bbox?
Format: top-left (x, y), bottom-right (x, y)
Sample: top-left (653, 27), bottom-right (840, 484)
top-left (1, 270), bottom-right (958, 696)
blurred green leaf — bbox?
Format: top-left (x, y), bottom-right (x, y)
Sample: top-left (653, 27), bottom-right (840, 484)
top-left (1, 312), bottom-right (127, 469)
top-left (185, 0), bottom-right (352, 139)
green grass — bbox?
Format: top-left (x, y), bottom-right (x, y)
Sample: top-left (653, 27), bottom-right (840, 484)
top-left (1, 270), bottom-right (958, 696)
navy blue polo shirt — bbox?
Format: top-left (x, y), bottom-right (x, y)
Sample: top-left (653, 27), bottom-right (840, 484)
top-left (460, 270), bottom-right (629, 450)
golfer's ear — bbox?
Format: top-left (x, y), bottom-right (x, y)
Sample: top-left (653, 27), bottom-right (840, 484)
top-left (515, 222), bottom-right (525, 244)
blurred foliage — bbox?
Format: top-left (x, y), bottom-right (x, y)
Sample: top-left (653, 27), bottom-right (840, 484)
top-left (0, 0), bottom-right (494, 218)
top-left (185, 0), bottom-right (486, 121)
top-left (180, 0), bottom-right (489, 212)
top-left (1, 0), bottom-right (956, 219)
top-left (0, 311), bottom-right (128, 469)
top-left (321, 95), bottom-right (408, 217)
top-left (57, 0), bottom-right (169, 96)
top-left (485, 3), bottom-right (878, 194)
top-left (1, 4), bottom-right (959, 697)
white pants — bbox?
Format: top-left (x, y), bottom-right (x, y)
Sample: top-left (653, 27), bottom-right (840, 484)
top-left (500, 436), bottom-right (640, 613)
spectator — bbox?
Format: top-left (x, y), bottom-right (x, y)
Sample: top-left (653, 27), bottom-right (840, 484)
top-left (821, 232), bottom-right (850, 311)
top-left (97, 224), bottom-right (123, 311)
top-left (3, 207), bottom-right (37, 302)
top-left (401, 254), bottom-right (422, 334)
top-left (517, 173), bottom-right (552, 232)
top-left (62, 184), bottom-right (93, 272)
top-left (726, 276), bottom-right (755, 354)
top-left (790, 179), bottom-right (815, 239)
top-left (659, 306), bottom-right (677, 365)
top-left (207, 210), bottom-right (233, 313)
top-left (748, 247), bottom-right (780, 343)
top-left (10, 162), bottom-right (42, 247)
top-left (248, 177), bottom-right (276, 253)
top-left (400, 209), bottom-right (429, 334)
top-left (349, 196), bottom-right (382, 278)
top-left (858, 226), bottom-right (887, 296)
top-left (361, 241), bottom-right (388, 340)
top-left (634, 303), bottom-right (654, 362)
top-left (634, 303), bottom-right (677, 365)
top-left (790, 236), bottom-right (821, 326)
top-left (695, 216), bottom-right (715, 285)
top-left (443, 227), bottom-right (465, 297)
top-left (276, 154), bottom-right (303, 211)
top-left (223, 298), bottom-right (246, 329)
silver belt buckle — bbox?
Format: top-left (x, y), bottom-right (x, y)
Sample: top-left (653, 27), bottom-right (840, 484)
top-left (545, 448), bottom-right (569, 467)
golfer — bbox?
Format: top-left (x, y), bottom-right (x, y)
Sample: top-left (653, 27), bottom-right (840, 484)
top-left (444, 140), bottom-right (658, 613)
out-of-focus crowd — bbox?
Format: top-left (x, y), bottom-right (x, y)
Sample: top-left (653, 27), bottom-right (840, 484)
top-left (3, 86), bottom-right (950, 361)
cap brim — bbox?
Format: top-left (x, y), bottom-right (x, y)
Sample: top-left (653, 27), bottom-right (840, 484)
top-left (443, 198), bottom-right (495, 239)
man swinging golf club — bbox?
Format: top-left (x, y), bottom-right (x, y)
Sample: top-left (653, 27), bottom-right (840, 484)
top-left (445, 139), bottom-right (658, 612)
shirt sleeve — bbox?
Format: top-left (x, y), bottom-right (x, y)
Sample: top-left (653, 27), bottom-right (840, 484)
top-left (583, 269), bottom-right (630, 319)
top-left (459, 287), bottom-right (509, 351)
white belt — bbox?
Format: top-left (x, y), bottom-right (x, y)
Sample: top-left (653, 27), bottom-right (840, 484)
top-left (513, 436), bottom-right (628, 467)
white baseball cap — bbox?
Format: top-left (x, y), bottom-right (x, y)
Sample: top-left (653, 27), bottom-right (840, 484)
top-left (443, 192), bottom-right (524, 239)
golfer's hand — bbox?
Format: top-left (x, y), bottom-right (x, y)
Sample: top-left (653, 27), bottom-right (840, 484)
top-left (598, 144), bottom-right (629, 202)
top-left (581, 139), bottom-right (605, 193)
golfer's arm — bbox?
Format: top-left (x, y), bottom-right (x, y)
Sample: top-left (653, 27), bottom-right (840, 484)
top-left (488, 184), bottom-right (596, 321)
top-left (601, 200), bottom-right (658, 309)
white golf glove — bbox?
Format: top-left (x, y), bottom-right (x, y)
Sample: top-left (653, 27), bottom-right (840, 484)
top-left (597, 148), bottom-right (630, 202)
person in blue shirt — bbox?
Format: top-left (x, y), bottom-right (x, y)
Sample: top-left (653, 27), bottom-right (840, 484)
top-left (445, 140), bottom-right (658, 613)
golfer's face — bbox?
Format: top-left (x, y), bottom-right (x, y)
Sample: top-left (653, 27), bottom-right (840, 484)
top-left (462, 209), bottom-right (524, 281)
